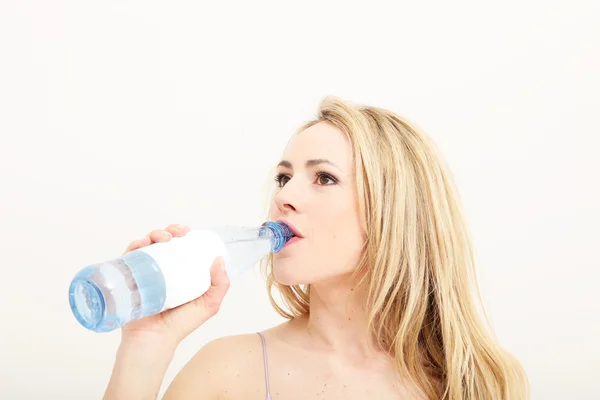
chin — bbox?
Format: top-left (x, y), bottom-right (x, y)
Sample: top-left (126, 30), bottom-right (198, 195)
top-left (272, 262), bottom-right (306, 286)
top-left (271, 258), bottom-right (314, 286)
top-left (272, 259), bottom-right (349, 287)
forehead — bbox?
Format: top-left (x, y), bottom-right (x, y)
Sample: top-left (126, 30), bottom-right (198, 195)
top-left (282, 122), bottom-right (353, 170)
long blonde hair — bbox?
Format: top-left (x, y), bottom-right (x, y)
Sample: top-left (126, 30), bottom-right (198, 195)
top-left (261, 96), bottom-right (529, 399)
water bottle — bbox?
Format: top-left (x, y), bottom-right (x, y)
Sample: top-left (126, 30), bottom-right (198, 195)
top-left (68, 221), bottom-right (293, 333)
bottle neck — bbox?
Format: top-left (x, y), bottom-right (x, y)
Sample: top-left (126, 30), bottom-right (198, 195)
top-left (204, 222), bottom-right (293, 253)
top-left (260, 221), bottom-right (294, 253)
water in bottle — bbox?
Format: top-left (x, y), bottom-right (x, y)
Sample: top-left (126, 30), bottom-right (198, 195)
top-left (68, 221), bottom-right (294, 333)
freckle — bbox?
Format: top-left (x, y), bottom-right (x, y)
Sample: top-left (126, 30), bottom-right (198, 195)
top-left (348, 317), bottom-right (351, 321)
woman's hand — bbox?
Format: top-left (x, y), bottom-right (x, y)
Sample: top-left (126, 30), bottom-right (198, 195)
top-left (120, 224), bottom-right (230, 350)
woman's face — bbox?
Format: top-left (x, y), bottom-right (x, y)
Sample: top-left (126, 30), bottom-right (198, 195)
top-left (269, 122), bottom-right (366, 285)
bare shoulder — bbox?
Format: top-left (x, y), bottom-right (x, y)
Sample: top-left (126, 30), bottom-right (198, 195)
top-left (163, 333), bottom-right (267, 400)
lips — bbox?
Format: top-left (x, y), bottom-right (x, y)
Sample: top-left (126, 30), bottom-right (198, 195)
top-left (276, 218), bottom-right (304, 238)
top-left (283, 236), bottom-right (303, 248)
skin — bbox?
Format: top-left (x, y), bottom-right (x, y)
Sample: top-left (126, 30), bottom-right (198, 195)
top-left (103, 122), bottom-right (425, 400)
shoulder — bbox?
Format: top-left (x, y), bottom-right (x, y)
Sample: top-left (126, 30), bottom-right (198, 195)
top-left (195, 332), bottom-right (264, 361)
top-left (163, 333), bottom-right (267, 400)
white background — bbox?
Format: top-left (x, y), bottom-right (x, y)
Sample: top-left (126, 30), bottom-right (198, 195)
top-left (1, 1), bottom-right (598, 399)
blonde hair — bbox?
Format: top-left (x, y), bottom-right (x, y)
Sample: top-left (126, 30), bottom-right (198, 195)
top-left (261, 96), bottom-right (529, 399)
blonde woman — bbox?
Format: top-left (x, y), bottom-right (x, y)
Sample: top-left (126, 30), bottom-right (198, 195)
top-left (103, 97), bottom-right (529, 399)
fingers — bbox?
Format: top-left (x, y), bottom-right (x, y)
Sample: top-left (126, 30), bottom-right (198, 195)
top-left (123, 236), bottom-right (151, 254)
top-left (164, 224), bottom-right (190, 237)
top-left (123, 224), bottom-right (189, 254)
top-left (148, 229), bottom-right (173, 243)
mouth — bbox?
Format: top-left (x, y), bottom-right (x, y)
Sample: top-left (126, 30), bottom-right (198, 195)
top-left (276, 218), bottom-right (304, 239)
top-left (283, 236), bottom-right (303, 248)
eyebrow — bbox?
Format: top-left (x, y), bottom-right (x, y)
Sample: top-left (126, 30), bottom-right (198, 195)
top-left (277, 159), bottom-right (342, 171)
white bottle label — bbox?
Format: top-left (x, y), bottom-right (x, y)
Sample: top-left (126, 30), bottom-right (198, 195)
top-left (138, 229), bottom-right (229, 312)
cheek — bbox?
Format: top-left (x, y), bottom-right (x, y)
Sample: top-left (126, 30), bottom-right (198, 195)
top-left (314, 212), bottom-right (365, 271)
top-left (328, 231), bottom-right (364, 270)
top-left (331, 202), bottom-right (363, 242)
top-left (267, 202), bottom-right (277, 220)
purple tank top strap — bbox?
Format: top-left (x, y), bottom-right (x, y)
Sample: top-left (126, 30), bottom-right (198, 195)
top-left (257, 332), bottom-right (272, 400)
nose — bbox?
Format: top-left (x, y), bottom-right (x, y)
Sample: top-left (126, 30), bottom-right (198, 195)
top-left (273, 178), bottom-right (305, 214)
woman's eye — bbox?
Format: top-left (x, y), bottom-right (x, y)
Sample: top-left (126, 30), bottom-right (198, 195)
top-left (274, 173), bottom-right (291, 187)
top-left (316, 172), bottom-right (337, 185)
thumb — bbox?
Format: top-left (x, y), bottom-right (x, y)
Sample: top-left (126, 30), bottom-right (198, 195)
top-left (190, 256), bottom-right (231, 320)
top-left (161, 257), bottom-right (230, 343)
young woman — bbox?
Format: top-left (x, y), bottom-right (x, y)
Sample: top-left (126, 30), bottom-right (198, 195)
top-left (103, 97), bottom-right (529, 399)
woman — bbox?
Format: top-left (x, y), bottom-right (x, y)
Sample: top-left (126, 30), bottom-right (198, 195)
top-left (103, 97), bottom-right (529, 399)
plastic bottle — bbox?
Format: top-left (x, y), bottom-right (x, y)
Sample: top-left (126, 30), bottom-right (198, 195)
top-left (68, 221), bottom-right (293, 333)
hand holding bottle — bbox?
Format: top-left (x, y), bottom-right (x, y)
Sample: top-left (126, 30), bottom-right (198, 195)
top-left (119, 224), bottom-right (230, 348)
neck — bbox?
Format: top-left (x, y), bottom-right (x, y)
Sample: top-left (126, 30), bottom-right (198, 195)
top-left (298, 274), bottom-right (382, 357)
